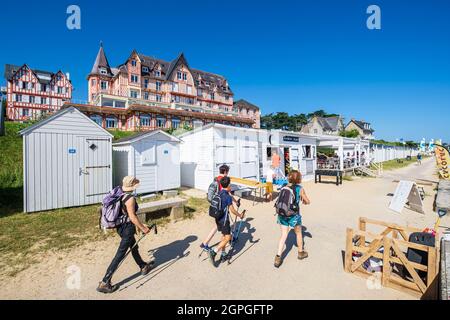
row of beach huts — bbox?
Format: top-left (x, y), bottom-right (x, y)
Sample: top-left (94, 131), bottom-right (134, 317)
top-left (19, 107), bottom-right (419, 213)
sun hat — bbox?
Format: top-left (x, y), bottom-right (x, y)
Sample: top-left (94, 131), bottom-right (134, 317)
top-left (122, 176), bottom-right (140, 192)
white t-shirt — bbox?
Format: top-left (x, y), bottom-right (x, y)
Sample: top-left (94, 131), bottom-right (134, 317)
top-left (266, 167), bottom-right (275, 183)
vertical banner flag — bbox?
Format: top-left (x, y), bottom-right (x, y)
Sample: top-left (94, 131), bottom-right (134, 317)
top-left (434, 144), bottom-right (450, 180)
top-left (428, 139), bottom-right (435, 153)
top-left (420, 138), bottom-right (426, 152)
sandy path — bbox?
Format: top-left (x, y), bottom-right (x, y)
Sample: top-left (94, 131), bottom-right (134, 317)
top-left (1, 158), bottom-right (444, 300)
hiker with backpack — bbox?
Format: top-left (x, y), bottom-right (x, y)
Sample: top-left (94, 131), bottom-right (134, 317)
top-left (200, 164), bottom-right (240, 252)
top-left (97, 176), bottom-right (154, 294)
top-left (208, 176), bottom-right (245, 266)
top-left (273, 170), bottom-right (310, 268)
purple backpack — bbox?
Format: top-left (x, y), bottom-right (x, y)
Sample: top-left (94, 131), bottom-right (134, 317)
top-left (100, 186), bottom-right (131, 229)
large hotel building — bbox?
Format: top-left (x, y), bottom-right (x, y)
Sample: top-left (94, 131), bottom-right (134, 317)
top-left (67, 45), bottom-right (260, 130)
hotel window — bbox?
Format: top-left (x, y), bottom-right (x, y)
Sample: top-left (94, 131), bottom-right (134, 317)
top-left (144, 92), bottom-right (149, 100)
top-left (172, 117), bottom-right (181, 129)
top-left (57, 86), bottom-right (63, 94)
top-left (101, 81), bottom-right (108, 90)
top-left (41, 97), bottom-right (47, 105)
top-left (41, 84), bottom-right (47, 92)
top-left (29, 96), bottom-right (35, 103)
top-left (100, 68), bottom-right (107, 75)
top-left (183, 73), bottom-right (187, 81)
top-left (172, 83), bottom-right (178, 92)
top-left (16, 94), bottom-right (22, 102)
top-left (144, 79), bottom-right (149, 88)
top-left (105, 117), bottom-right (118, 128)
top-left (156, 94), bottom-right (162, 102)
top-left (173, 96), bottom-right (180, 103)
top-left (186, 85), bottom-right (192, 95)
top-left (90, 115), bottom-right (102, 126)
top-left (225, 96), bottom-right (229, 101)
top-left (22, 108), bottom-right (29, 117)
top-left (131, 74), bottom-right (139, 83)
top-left (210, 93), bottom-right (215, 100)
top-left (91, 79), bottom-right (96, 86)
top-left (140, 115), bottom-right (151, 127)
top-left (156, 81), bottom-right (161, 91)
top-left (22, 82), bottom-right (28, 89)
top-left (156, 116), bottom-right (166, 128)
top-left (130, 90), bottom-right (139, 98)
top-left (155, 70), bottom-right (161, 77)
top-left (131, 60), bottom-right (137, 67)
top-left (142, 66), bottom-right (149, 73)
top-left (177, 71), bottom-right (182, 80)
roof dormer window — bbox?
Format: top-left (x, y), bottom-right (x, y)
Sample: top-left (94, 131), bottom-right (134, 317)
top-left (142, 66), bottom-right (149, 73)
top-left (100, 68), bottom-right (107, 75)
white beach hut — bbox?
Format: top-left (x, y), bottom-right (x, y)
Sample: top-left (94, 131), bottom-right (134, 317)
top-left (258, 130), bottom-right (318, 181)
top-left (20, 107), bottom-right (113, 213)
top-left (112, 130), bottom-right (181, 194)
top-left (179, 123), bottom-right (260, 191)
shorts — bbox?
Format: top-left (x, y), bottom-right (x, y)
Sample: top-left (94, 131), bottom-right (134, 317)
top-left (216, 218), bottom-right (231, 236)
top-left (266, 182), bottom-right (274, 194)
top-left (277, 214), bottom-right (302, 228)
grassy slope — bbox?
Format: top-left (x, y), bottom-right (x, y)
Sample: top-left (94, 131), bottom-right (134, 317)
top-left (373, 156), bottom-right (424, 171)
top-left (0, 122), bottom-right (209, 276)
top-left (0, 122), bottom-right (28, 216)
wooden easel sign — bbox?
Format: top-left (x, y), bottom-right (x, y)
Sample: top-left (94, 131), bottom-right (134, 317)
top-left (389, 180), bottom-right (424, 214)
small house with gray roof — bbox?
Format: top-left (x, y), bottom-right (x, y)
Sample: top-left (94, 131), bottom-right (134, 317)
top-left (345, 119), bottom-right (375, 139)
top-left (301, 115), bottom-right (344, 136)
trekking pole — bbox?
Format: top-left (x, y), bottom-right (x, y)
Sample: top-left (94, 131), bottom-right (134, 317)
top-left (114, 223), bottom-right (157, 275)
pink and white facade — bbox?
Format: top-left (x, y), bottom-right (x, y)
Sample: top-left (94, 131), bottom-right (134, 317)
top-left (80, 45), bottom-right (260, 130)
top-left (4, 64), bottom-right (72, 121)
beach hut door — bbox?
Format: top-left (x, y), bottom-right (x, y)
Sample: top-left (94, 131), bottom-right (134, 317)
top-left (81, 137), bottom-right (111, 198)
top-left (290, 148), bottom-right (300, 170)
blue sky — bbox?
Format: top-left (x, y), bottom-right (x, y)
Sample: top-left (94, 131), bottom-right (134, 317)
top-left (1, 0), bottom-right (449, 142)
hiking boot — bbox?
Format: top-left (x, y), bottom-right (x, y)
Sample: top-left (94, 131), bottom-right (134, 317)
top-left (220, 252), bottom-right (231, 263)
top-left (96, 281), bottom-right (119, 294)
top-left (140, 261), bottom-right (155, 276)
top-left (208, 250), bottom-right (217, 266)
top-left (298, 251), bottom-right (308, 260)
top-left (274, 255), bottom-right (282, 268)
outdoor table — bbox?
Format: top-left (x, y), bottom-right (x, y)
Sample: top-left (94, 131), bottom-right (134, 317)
top-left (314, 169), bottom-right (343, 186)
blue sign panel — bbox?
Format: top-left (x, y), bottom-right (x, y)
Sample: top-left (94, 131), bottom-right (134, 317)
top-left (68, 148), bottom-right (76, 154)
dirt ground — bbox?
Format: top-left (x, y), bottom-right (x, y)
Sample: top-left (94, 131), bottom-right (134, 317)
top-left (1, 157), bottom-right (446, 300)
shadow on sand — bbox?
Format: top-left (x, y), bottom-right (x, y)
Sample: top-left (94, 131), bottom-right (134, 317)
top-left (280, 225), bottom-right (312, 260)
top-left (116, 235), bottom-right (197, 291)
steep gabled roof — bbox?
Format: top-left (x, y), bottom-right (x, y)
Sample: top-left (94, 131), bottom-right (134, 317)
top-left (4, 64), bottom-right (71, 85)
top-left (347, 119), bottom-right (374, 133)
top-left (89, 44), bottom-right (113, 77)
top-left (234, 99), bottom-right (260, 110)
top-left (314, 116), bottom-right (342, 132)
top-left (165, 52), bottom-right (190, 80)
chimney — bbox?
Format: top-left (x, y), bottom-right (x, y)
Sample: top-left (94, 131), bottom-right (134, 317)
top-left (66, 72), bottom-right (70, 80)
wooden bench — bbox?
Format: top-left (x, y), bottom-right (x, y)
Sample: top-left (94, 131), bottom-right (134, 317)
top-left (137, 197), bottom-right (188, 223)
top-left (315, 169), bottom-right (343, 186)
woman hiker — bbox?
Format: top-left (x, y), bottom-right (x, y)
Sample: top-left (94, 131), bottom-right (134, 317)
top-left (274, 170), bottom-right (311, 268)
top-left (97, 176), bottom-right (154, 294)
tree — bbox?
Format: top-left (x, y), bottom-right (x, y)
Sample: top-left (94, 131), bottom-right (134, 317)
top-left (339, 129), bottom-right (360, 138)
